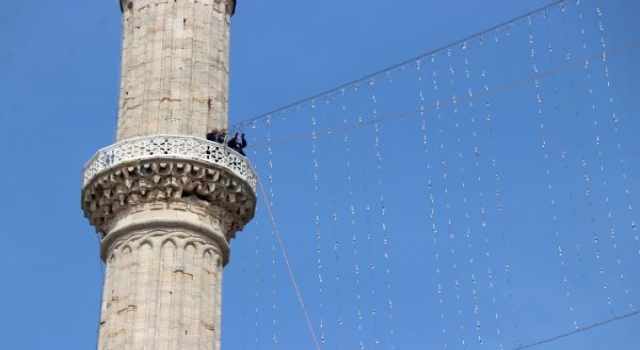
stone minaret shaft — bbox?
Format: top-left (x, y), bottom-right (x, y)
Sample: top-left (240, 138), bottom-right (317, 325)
top-left (81, 1), bottom-right (255, 350)
top-left (117, 0), bottom-right (233, 140)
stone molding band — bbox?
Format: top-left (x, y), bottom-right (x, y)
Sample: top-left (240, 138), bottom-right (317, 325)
top-left (103, 216), bottom-right (231, 265)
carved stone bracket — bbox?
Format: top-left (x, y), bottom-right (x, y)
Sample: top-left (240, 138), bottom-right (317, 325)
top-left (81, 136), bottom-right (257, 242)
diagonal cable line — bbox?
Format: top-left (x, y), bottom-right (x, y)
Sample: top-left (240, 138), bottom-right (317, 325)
top-left (256, 174), bottom-right (322, 350)
top-left (230, 0), bottom-right (567, 132)
top-left (514, 310), bottom-right (640, 350)
top-left (246, 41), bottom-right (640, 149)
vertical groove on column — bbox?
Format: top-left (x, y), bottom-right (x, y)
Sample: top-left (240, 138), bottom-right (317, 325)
top-left (124, 246), bottom-right (136, 349)
top-left (200, 250), bottom-right (209, 350)
top-left (113, 247), bottom-right (130, 349)
top-left (215, 251), bottom-right (223, 349)
top-left (205, 3), bottom-right (216, 134)
top-left (117, 8), bottom-right (132, 137)
top-left (221, 8), bottom-right (230, 127)
top-left (212, 9), bottom-right (224, 132)
top-left (181, 243), bottom-right (194, 348)
top-left (191, 245), bottom-right (202, 350)
top-left (157, 1), bottom-right (167, 135)
top-left (149, 2), bottom-right (159, 137)
top-left (147, 239), bottom-right (162, 348)
top-left (156, 239), bottom-right (175, 350)
top-left (159, 2), bottom-right (173, 136)
top-left (203, 249), bottom-right (217, 349)
top-left (131, 242), bottom-right (151, 348)
top-left (139, 3), bottom-right (149, 139)
top-left (144, 2), bottom-right (158, 138)
top-left (131, 7), bottom-right (143, 135)
top-left (184, 1), bottom-right (192, 136)
top-left (100, 255), bottom-right (115, 350)
top-left (171, 0), bottom-right (182, 135)
top-left (171, 241), bottom-right (184, 349)
top-left (171, 0), bottom-right (178, 132)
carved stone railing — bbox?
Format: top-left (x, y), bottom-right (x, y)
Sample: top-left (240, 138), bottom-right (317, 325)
top-left (82, 135), bottom-right (256, 191)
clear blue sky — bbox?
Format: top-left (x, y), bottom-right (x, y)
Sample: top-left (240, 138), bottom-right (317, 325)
top-left (1, 1), bottom-right (639, 349)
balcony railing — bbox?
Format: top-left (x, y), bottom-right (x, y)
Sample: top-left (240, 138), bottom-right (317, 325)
top-left (82, 135), bottom-right (257, 190)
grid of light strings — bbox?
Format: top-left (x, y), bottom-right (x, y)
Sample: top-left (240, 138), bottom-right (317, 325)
top-left (223, 1), bottom-right (640, 349)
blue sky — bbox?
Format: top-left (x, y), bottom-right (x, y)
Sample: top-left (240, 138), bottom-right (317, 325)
top-left (1, 1), bottom-right (639, 349)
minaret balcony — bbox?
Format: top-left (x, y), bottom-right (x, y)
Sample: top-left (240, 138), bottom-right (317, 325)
top-left (81, 135), bottom-right (257, 238)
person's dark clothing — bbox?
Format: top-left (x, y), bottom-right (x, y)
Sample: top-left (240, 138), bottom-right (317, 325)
top-left (227, 133), bottom-right (247, 156)
top-left (206, 130), bottom-right (226, 143)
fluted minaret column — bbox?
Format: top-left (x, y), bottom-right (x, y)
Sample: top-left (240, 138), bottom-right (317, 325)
top-left (81, 1), bottom-right (254, 350)
top-left (116, 0), bottom-right (235, 140)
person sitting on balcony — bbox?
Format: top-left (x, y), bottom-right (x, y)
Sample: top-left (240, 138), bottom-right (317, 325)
top-left (227, 132), bottom-right (247, 156)
top-left (206, 128), bottom-right (226, 143)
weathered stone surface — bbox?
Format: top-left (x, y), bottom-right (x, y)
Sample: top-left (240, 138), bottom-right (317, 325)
top-left (115, 0), bottom-right (236, 140)
top-left (98, 229), bottom-right (224, 350)
top-left (84, 1), bottom-right (249, 349)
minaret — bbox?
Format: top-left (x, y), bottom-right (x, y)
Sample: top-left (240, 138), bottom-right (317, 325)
top-left (81, 1), bottom-right (256, 349)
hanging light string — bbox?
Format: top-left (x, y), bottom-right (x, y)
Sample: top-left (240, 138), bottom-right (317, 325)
top-left (229, 1), bottom-right (568, 133)
top-left (241, 214), bottom-right (257, 350)
top-left (593, 11), bottom-right (640, 258)
top-left (238, 133), bottom-right (262, 350)
top-left (271, 205), bottom-right (279, 345)
top-left (484, 29), bottom-right (524, 348)
top-left (528, 10), bottom-right (581, 330)
top-left (584, 4), bottom-right (632, 312)
top-left (546, 5), bottom-right (589, 329)
top-left (417, 57), bottom-right (450, 349)
top-left (244, 41), bottom-right (639, 150)
top-left (337, 89), bottom-right (369, 348)
top-left (573, 0), bottom-right (617, 316)
top-left (592, 5), bottom-right (634, 311)
top-left (320, 95), bottom-right (347, 349)
top-left (459, 38), bottom-right (493, 348)
top-left (476, 34), bottom-right (506, 349)
top-left (444, 46), bottom-right (473, 350)
top-left (253, 212), bottom-right (263, 347)
top-left (430, 51), bottom-right (464, 349)
top-left (256, 173), bottom-right (322, 350)
top-left (256, 119), bottom-right (281, 346)
top-left (368, 77), bottom-right (396, 349)
top-left (308, 101), bottom-right (328, 346)
top-left (365, 78), bottom-right (383, 347)
top-left (455, 41), bottom-right (503, 348)
top-left (351, 81), bottom-right (387, 349)
top-left (554, 1), bottom-right (600, 325)
top-left (252, 123), bottom-right (275, 346)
